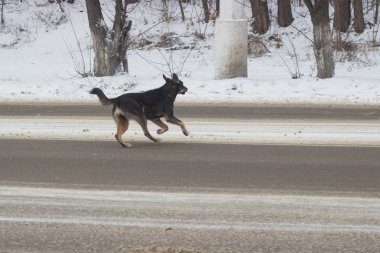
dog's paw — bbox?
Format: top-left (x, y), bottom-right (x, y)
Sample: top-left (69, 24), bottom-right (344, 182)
top-left (154, 137), bottom-right (162, 142)
top-left (183, 130), bottom-right (189, 136)
top-left (124, 142), bottom-right (133, 148)
top-left (157, 128), bottom-right (167, 135)
top-left (120, 142), bottom-right (132, 148)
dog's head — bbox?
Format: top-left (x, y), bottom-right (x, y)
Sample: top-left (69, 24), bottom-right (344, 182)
top-left (163, 73), bottom-right (188, 95)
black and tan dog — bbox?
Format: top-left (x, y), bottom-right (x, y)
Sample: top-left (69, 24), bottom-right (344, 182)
top-left (90, 73), bottom-right (189, 148)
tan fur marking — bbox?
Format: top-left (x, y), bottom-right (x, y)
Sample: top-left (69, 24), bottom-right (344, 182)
top-left (114, 116), bottom-right (132, 148)
top-left (114, 107), bottom-right (125, 117)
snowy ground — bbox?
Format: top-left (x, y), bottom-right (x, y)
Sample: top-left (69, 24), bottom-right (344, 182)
top-left (0, 0), bottom-right (379, 107)
top-left (2, 116), bottom-right (380, 146)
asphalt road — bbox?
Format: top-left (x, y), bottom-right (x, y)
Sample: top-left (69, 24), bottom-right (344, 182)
top-left (1, 105), bottom-right (380, 252)
top-left (1, 139), bottom-right (380, 252)
top-left (1, 139), bottom-right (380, 195)
top-left (1, 103), bottom-right (380, 119)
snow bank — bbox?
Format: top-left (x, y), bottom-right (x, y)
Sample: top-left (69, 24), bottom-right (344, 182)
top-left (0, 0), bottom-right (379, 107)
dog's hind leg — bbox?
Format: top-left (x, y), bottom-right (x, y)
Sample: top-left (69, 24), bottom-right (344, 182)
top-left (134, 115), bottom-right (161, 142)
top-left (151, 118), bottom-right (169, 135)
top-left (114, 115), bottom-right (132, 148)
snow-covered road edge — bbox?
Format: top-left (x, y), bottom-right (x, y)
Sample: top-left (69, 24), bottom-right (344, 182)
top-left (1, 186), bottom-right (380, 233)
top-left (1, 117), bottom-right (380, 147)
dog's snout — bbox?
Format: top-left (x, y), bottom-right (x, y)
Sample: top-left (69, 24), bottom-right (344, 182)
top-left (180, 86), bottom-right (188, 94)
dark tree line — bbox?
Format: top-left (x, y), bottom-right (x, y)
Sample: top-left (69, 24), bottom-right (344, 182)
top-left (81, 0), bottom-right (378, 79)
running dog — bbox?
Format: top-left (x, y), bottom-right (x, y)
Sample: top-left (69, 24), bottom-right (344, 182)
top-left (90, 73), bottom-right (189, 148)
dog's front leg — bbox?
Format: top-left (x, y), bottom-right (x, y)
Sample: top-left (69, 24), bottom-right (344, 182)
top-left (151, 118), bottom-right (169, 134)
top-left (165, 115), bottom-right (189, 136)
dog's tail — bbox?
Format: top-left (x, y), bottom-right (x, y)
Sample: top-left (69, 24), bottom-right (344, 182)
top-left (89, 88), bottom-right (113, 106)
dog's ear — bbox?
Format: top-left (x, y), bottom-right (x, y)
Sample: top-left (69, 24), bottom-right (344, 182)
top-left (172, 73), bottom-right (179, 82)
top-left (163, 74), bottom-right (169, 81)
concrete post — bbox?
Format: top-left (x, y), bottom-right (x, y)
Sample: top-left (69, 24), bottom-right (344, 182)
top-left (214, 1), bottom-right (248, 79)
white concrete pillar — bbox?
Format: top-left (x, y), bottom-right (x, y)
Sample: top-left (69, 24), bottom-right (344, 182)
top-left (215, 0), bottom-right (248, 79)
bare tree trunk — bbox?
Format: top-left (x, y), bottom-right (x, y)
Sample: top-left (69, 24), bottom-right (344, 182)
top-left (304, 0), bottom-right (335, 79)
top-left (85, 0), bottom-right (135, 76)
top-left (333, 0), bottom-right (351, 32)
top-left (178, 0), bottom-right (185, 21)
top-left (85, 0), bottom-right (109, 76)
top-left (162, 0), bottom-right (169, 20)
top-left (1, 0), bottom-right (5, 25)
top-left (117, 0), bottom-right (134, 73)
top-left (375, 0), bottom-right (379, 24)
top-left (353, 0), bottom-right (365, 33)
top-left (201, 0), bottom-right (209, 23)
top-left (278, 0), bottom-right (294, 27)
top-left (57, 0), bottom-right (64, 13)
top-left (250, 0), bottom-right (270, 34)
